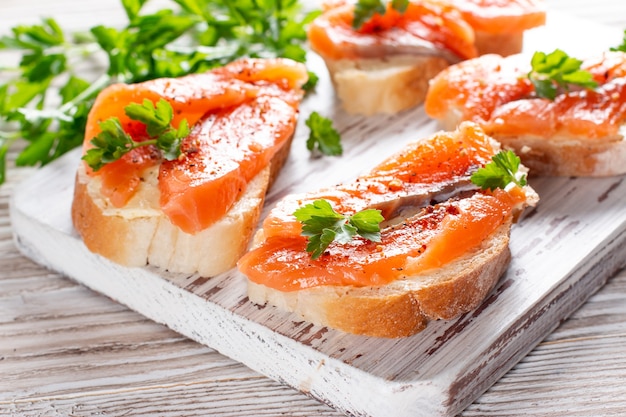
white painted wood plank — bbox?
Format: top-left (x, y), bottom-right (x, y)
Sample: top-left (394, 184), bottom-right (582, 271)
top-left (9, 17), bottom-right (626, 413)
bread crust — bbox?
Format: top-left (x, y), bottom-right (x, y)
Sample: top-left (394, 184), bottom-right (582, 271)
top-left (72, 129), bottom-right (294, 277)
top-left (248, 222), bottom-right (512, 338)
top-left (72, 163), bottom-right (270, 277)
top-left (322, 55), bottom-right (451, 115)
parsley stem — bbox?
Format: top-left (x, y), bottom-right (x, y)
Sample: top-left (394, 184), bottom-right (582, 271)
top-left (44, 42), bottom-right (100, 59)
top-left (0, 130), bottom-right (22, 142)
top-left (58, 73), bottom-right (110, 114)
top-left (0, 131), bottom-right (21, 181)
top-left (129, 139), bottom-right (157, 151)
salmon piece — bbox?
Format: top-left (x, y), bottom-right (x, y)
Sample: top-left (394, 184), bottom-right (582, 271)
top-left (425, 53), bottom-right (533, 123)
top-left (239, 191), bottom-right (519, 291)
top-left (261, 122), bottom-right (497, 240)
top-left (158, 95), bottom-right (298, 234)
top-left (83, 58), bottom-right (308, 232)
top-left (447, 0), bottom-right (546, 34)
top-left (425, 51), bottom-right (626, 140)
top-left (238, 123), bottom-right (534, 291)
top-left (307, 0), bottom-right (478, 62)
top-left (84, 73), bottom-right (253, 207)
top-left (487, 81), bottom-right (626, 139)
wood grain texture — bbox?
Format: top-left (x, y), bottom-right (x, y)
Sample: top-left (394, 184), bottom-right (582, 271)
top-left (3, 1), bottom-right (626, 416)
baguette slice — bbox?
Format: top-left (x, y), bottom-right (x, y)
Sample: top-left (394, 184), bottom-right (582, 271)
top-left (248, 220), bottom-right (511, 338)
top-left (72, 58), bottom-right (306, 276)
top-left (425, 52), bottom-right (626, 177)
top-left (307, 1), bottom-right (478, 115)
top-left (239, 123), bottom-right (538, 338)
top-left (307, 0), bottom-right (545, 115)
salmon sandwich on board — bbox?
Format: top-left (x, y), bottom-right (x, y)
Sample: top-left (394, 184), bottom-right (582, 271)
top-left (238, 122), bottom-right (538, 338)
top-left (71, 58), bottom-right (308, 277)
top-left (307, 0), bottom-right (545, 115)
top-left (425, 49), bottom-right (626, 176)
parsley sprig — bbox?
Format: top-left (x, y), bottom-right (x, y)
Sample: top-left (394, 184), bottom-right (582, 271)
top-left (527, 49), bottom-right (598, 100)
top-left (0, 0), bottom-right (317, 185)
top-left (305, 112), bottom-right (342, 157)
top-left (82, 99), bottom-right (189, 171)
top-left (293, 199), bottom-right (384, 260)
top-left (353, 0), bottom-right (409, 29)
top-left (471, 150), bottom-right (527, 191)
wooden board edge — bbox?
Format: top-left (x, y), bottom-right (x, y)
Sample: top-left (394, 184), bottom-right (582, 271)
top-left (448, 227), bottom-right (626, 413)
top-left (9, 181), bottom-right (450, 417)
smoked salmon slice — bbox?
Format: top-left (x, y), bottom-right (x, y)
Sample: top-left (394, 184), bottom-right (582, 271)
top-left (307, 0), bottom-right (478, 62)
top-left (158, 95), bottom-right (298, 234)
top-left (426, 51), bottom-right (626, 138)
top-left (447, 0), bottom-right (546, 34)
top-left (307, 0), bottom-right (545, 62)
top-left (238, 122), bottom-right (537, 292)
top-left (424, 51), bottom-right (626, 176)
top-left (260, 122), bottom-right (497, 240)
top-left (82, 58), bottom-right (308, 233)
top-left (425, 53), bottom-right (534, 124)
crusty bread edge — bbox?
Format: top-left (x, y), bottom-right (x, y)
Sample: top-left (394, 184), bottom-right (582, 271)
top-left (71, 164), bottom-right (269, 277)
top-left (247, 221), bottom-right (512, 338)
top-left (322, 54), bottom-right (451, 116)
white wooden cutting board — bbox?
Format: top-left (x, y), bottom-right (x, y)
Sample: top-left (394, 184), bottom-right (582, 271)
top-left (9, 13), bottom-right (626, 417)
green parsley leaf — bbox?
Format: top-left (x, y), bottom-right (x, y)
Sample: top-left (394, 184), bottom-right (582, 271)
top-left (353, 0), bottom-right (409, 29)
top-left (391, 0), bottom-right (409, 13)
top-left (294, 199), bottom-right (384, 260)
top-left (471, 150), bottom-right (528, 191)
top-left (528, 49), bottom-right (598, 100)
top-left (82, 98), bottom-right (189, 171)
top-left (610, 29), bottom-right (626, 52)
top-left (302, 70), bottom-right (320, 93)
top-left (305, 112), bottom-right (342, 157)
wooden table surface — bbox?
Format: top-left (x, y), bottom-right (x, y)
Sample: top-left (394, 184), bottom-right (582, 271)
top-left (2, 1), bottom-right (626, 416)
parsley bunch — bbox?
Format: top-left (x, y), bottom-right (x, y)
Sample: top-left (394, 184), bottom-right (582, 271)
top-left (0, 0), bottom-right (317, 185)
top-left (527, 49), bottom-right (598, 100)
top-left (293, 199), bottom-right (384, 260)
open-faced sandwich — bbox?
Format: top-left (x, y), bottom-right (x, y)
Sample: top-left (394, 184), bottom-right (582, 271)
top-left (71, 58), bottom-right (308, 277)
top-left (238, 122), bottom-right (538, 338)
top-left (425, 50), bottom-right (626, 176)
top-left (307, 0), bottom-right (545, 115)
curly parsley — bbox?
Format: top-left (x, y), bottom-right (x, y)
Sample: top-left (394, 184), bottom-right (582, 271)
top-left (471, 150), bottom-right (527, 191)
top-left (82, 99), bottom-right (189, 171)
top-left (305, 112), bottom-right (342, 157)
top-left (528, 49), bottom-right (598, 100)
top-left (293, 199), bottom-right (383, 260)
